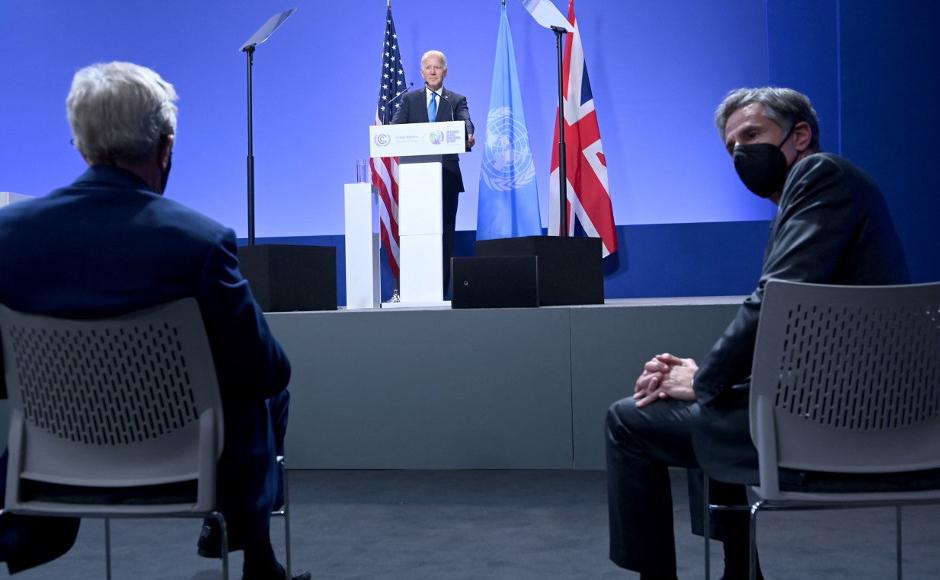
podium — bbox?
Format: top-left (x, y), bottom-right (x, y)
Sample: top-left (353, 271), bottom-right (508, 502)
top-left (369, 121), bottom-right (466, 306)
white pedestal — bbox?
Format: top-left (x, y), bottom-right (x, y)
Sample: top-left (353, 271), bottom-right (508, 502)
top-left (344, 183), bottom-right (381, 309)
top-left (0, 192), bottom-right (32, 208)
top-left (397, 157), bottom-right (445, 305)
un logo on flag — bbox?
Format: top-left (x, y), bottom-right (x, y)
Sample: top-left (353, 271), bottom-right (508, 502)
top-left (482, 107), bottom-right (536, 192)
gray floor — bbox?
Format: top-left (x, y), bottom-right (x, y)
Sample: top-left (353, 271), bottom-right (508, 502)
top-left (6, 469), bottom-right (939, 579)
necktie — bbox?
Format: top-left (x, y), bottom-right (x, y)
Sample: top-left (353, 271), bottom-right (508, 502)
top-left (428, 92), bottom-right (438, 122)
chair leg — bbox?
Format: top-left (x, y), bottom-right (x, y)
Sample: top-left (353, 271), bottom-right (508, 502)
top-left (704, 476), bottom-right (711, 580)
top-left (209, 512), bottom-right (230, 580)
top-left (279, 456), bottom-right (292, 579)
top-left (896, 505), bottom-right (903, 580)
top-left (105, 518), bottom-right (112, 580)
top-left (748, 501), bottom-right (762, 580)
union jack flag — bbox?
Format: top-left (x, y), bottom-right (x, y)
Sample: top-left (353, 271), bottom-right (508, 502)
top-left (548, 0), bottom-right (617, 258)
top-left (370, 3), bottom-right (408, 278)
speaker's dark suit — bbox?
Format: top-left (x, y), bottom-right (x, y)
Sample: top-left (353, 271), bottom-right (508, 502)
top-left (391, 87), bottom-right (473, 294)
top-left (606, 153), bottom-right (910, 576)
top-left (0, 165), bottom-right (291, 573)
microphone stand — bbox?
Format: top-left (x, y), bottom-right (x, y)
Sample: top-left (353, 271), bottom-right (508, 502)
top-left (245, 46), bottom-right (256, 244)
top-left (551, 25), bottom-right (568, 238)
top-left (240, 8), bottom-right (296, 246)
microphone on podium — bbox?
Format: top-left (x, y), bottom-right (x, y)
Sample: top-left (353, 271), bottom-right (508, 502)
top-left (386, 82), bottom-right (414, 121)
top-left (429, 86), bottom-right (473, 150)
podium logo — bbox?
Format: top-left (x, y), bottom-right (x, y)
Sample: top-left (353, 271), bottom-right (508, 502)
top-left (482, 107), bottom-right (535, 191)
top-left (374, 133), bottom-right (391, 147)
top-left (429, 130), bottom-right (445, 145)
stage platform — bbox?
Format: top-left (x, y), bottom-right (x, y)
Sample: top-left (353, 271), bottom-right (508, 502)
top-left (0, 297), bottom-right (744, 470)
top-left (269, 297), bottom-right (743, 470)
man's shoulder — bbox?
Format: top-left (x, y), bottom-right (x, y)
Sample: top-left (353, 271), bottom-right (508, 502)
top-left (404, 88), bottom-right (425, 101)
top-left (155, 195), bottom-right (227, 232)
top-left (443, 88), bottom-right (467, 101)
top-left (793, 151), bottom-right (845, 173)
top-left (789, 152), bottom-right (878, 192)
top-left (0, 180), bottom-right (231, 247)
top-left (784, 152), bottom-right (847, 193)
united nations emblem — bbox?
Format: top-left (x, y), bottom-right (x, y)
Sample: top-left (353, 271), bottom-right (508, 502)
top-left (481, 107), bottom-right (536, 191)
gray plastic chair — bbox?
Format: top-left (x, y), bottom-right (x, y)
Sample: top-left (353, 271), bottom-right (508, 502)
top-left (704, 280), bottom-right (940, 580)
top-left (0, 298), bottom-right (230, 579)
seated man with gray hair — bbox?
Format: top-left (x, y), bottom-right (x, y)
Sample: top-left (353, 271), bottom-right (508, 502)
top-left (0, 61), bottom-right (309, 580)
top-left (604, 87), bottom-right (909, 579)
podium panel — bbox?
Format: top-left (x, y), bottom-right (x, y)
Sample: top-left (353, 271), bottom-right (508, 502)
top-left (400, 235), bottom-right (443, 303)
top-left (398, 160), bottom-right (443, 236)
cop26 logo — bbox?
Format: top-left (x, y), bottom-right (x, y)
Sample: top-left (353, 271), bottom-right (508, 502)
top-left (481, 107), bottom-right (535, 191)
top-left (374, 133), bottom-right (391, 147)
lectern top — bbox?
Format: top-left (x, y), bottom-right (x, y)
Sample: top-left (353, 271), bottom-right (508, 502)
top-left (369, 121), bottom-right (467, 158)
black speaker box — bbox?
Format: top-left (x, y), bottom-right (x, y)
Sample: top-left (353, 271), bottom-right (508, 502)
top-left (451, 256), bottom-right (539, 309)
top-left (475, 236), bottom-right (603, 306)
top-left (238, 244), bottom-right (337, 312)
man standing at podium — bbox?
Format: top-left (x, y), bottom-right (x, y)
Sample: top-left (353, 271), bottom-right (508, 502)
top-left (392, 50), bottom-right (475, 297)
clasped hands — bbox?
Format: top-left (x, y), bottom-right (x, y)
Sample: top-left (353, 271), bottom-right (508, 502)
top-left (633, 353), bottom-right (698, 408)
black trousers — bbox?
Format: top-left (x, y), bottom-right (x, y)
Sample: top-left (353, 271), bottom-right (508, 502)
top-left (605, 389), bottom-right (758, 576)
top-left (441, 186), bottom-right (459, 299)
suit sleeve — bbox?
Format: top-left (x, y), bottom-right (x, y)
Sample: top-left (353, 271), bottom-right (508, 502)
top-left (693, 155), bottom-right (857, 405)
top-left (197, 229), bottom-right (291, 402)
top-left (390, 93), bottom-right (410, 124)
top-left (453, 93), bottom-right (474, 136)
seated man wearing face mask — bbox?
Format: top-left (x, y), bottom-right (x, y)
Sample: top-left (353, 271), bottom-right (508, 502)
top-left (604, 87), bottom-right (909, 580)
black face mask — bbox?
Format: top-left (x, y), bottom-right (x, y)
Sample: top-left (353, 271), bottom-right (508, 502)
top-left (157, 133), bottom-right (172, 194)
top-left (732, 124), bottom-right (796, 198)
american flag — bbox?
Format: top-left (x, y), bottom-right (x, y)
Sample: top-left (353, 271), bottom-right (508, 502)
top-left (548, 0), bottom-right (618, 258)
top-left (370, 3), bottom-right (408, 278)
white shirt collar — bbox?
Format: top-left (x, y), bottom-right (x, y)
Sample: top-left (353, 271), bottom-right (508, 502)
top-left (425, 86), bottom-right (444, 107)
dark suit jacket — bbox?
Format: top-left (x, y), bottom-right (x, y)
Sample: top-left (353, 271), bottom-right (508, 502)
top-left (0, 165), bottom-right (290, 571)
top-left (691, 152), bottom-right (910, 483)
top-left (391, 87), bottom-right (474, 194)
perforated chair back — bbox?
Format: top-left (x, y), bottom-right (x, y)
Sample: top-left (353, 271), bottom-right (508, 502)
top-left (1, 298), bottom-right (224, 516)
top-left (750, 280), bottom-right (940, 499)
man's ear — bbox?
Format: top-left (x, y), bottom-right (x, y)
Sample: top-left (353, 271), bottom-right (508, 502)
top-left (159, 134), bottom-right (175, 168)
top-left (792, 121), bottom-right (812, 153)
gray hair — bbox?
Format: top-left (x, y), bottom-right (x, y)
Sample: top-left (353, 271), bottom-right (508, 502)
top-left (67, 62), bottom-right (178, 164)
top-left (715, 87), bottom-right (820, 151)
top-left (420, 50), bottom-right (447, 69)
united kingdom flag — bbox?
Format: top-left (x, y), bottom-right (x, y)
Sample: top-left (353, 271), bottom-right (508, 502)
top-left (548, 0), bottom-right (617, 258)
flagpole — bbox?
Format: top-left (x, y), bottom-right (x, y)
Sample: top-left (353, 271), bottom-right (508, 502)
top-left (551, 25), bottom-right (568, 237)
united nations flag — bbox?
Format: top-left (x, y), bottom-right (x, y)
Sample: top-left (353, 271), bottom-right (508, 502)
top-left (476, 3), bottom-right (542, 241)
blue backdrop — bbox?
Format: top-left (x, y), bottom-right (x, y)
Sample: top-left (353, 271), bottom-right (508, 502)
top-left (2, 0), bottom-right (937, 299)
